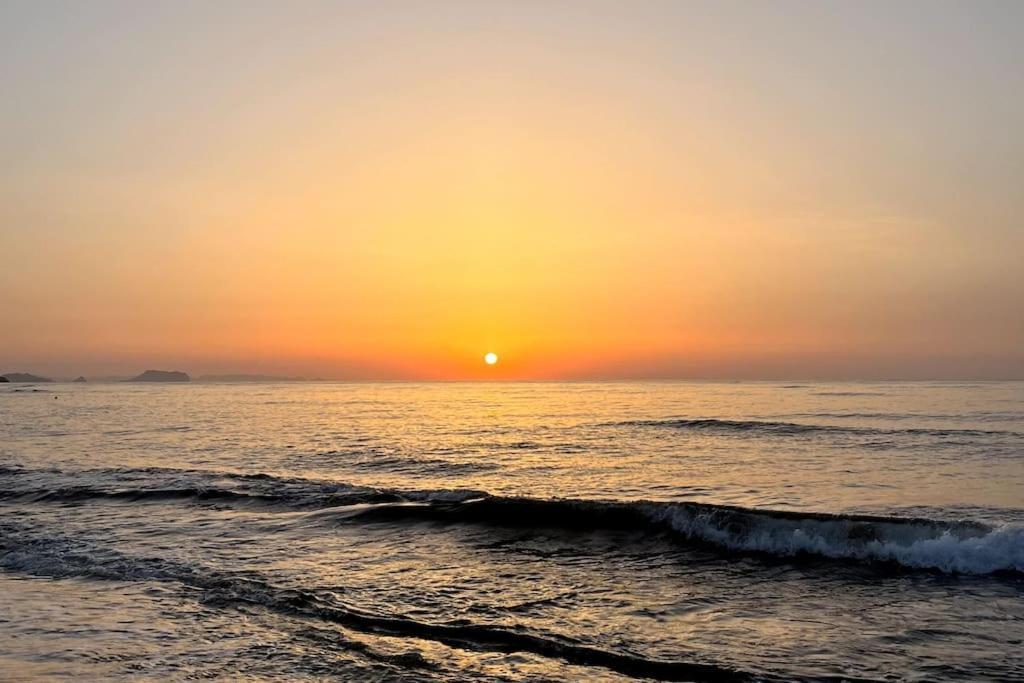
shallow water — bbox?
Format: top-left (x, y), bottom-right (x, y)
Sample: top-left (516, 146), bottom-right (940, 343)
top-left (1, 381), bottom-right (1023, 680)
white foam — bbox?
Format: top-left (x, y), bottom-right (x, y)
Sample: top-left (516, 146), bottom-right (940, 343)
top-left (647, 504), bottom-right (1024, 574)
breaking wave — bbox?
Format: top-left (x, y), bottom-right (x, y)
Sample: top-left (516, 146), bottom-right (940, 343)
top-left (2, 466), bottom-right (1020, 575)
top-left (344, 497), bottom-right (1022, 575)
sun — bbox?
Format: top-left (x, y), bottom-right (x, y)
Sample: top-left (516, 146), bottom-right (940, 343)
top-left (484, 352), bottom-right (498, 365)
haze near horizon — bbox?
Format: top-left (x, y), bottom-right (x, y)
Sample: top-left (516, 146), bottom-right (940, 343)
top-left (2, 1), bottom-right (1023, 380)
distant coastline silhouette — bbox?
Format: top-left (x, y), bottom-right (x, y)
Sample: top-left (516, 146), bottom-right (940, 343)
top-left (126, 370), bottom-right (190, 382)
top-left (1, 373), bottom-right (52, 383)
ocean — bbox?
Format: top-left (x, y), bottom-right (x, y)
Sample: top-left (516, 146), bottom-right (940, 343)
top-left (1, 381), bottom-right (1022, 681)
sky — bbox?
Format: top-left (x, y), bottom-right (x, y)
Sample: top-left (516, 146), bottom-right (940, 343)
top-left (2, 0), bottom-right (1022, 380)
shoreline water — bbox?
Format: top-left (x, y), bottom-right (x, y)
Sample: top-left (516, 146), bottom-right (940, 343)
top-left (2, 381), bottom-right (1022, 680)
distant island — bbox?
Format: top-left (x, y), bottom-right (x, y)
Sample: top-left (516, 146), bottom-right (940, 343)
top-left (0, 371), bottom-right (321, 383)
top-left (127, 370), bottom-right (190, 382)
top-left (2, 373), bottom-right (53, 383)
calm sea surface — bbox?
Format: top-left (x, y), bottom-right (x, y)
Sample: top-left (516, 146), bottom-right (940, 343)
top-left (1, 381), bottom-right (1023, 681)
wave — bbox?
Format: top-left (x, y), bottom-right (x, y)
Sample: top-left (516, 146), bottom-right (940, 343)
top-left (0, 485), bottom-right (399, 508)
top-left (3, 466), bottom-right (1020, 575)
top-left (609, 417), bottom-right (1020, 438)
top-left (0, 480), bottom-right (481, 510)
top-left (0, 465), bottom-right (485, 507)
top-left (646, 502), bottom-right (1022, 575)
top-left (343, 497), bottom-right (1021, 575)
top-left (300, 450), bottom-right (499, 476)
top-left (0, 524), bottom-right (756, 682)
top-left (780, 411), bottom-right (1024, 423)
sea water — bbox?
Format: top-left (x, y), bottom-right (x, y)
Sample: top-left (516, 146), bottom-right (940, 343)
top-left (1, 381), bottom-right (1022, 680)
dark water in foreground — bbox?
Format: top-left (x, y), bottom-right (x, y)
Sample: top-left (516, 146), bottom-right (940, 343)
top-left (1, 381), bottom-right (1022, 681)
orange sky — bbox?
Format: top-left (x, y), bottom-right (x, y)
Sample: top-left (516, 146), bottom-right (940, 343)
top-left (2, 2), bottom-right (1023, 379)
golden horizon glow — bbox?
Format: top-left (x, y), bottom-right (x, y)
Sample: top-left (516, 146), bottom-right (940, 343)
top-left (1, 3), bottom-right (1023, 380)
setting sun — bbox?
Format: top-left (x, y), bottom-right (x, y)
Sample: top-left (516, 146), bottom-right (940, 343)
top-left (484, 353), bottom-right (498, 366)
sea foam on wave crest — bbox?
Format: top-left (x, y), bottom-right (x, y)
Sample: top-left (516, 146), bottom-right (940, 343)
top-left (644, 503), bottom-right (1024, 575)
